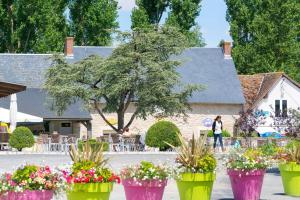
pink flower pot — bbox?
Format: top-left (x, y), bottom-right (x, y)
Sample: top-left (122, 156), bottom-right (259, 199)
top-left (122, 179), bottom-right (167, 200)
top-left (0, 190), bottom-right (53, 200)
top-left (228, 169), bottom-right (266, 200)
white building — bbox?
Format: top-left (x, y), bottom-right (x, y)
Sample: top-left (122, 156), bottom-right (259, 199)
top-left (239, 72), bottom-right (300, 134)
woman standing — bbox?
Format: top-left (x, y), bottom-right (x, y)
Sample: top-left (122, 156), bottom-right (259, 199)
top-left (212, 116), bottom-right (224, 152)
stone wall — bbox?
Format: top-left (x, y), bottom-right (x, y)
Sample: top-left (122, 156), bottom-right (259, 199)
top-left (90, 103), bottom-right (242, 139)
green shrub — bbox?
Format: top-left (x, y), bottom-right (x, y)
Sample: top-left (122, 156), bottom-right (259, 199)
top-left (9, 126), bottom-right (35, 151)
top-left (145, 121), bottom-right (180, 151)
top-left (78, 139), bottom-right (109, 152)
top-left (207, 130), bottom-right (231, 137)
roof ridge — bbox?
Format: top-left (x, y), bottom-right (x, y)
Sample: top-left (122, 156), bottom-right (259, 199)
top-left (255, 74), bottom-right (266, 100)
top-left (0, 53), bottom-right (55, 56)
top-left (256, 72), bottom-right (284, 75)
top-left (74, 46), bottom-right (114, 48)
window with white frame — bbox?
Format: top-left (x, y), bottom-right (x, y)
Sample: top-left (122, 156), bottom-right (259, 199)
top-left (275, 100), bottom-right (288, 117)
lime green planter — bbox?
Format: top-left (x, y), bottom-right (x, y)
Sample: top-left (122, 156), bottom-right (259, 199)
top-left (176, 172), bottom-right (215, 200)
top-left (279, 163), bottom-right (300, 197)
top-left (67, 183), bottom-right (113, 200)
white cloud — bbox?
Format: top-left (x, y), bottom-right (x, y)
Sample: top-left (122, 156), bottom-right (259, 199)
top-left (118, 0), bottom-right (136, 11)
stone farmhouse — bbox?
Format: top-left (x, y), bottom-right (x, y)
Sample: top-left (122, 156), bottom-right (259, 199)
top-left (0, 38), bottom-right (245, 138)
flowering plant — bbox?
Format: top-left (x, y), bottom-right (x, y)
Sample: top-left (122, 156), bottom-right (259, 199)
top-left (0, 165), bottom-right (65, 194)
top-left (225, 148), bottom-right (271, 170)
top-left (168, 133), bottom-right (217, 174)
top-left (62, 161), bottom-right (120, 184)
top-left (63, 141), bottom-right (120, 185)
top-left (120, 161), bottom-right (171, 181)
top-left (274, 140), bottom-right (300, 164)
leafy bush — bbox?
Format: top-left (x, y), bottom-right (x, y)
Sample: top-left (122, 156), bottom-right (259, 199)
top-left (259, 143), bottom-right (279, 156)
top-left (196, 154), bottom-right (217, 173)
top-left (207, 130), bottom-right (231, 137)
top-left (9, 126), bottom-right (35, 151)
top-left (78, 139), bottom-right (109, 152)
top-left (145, 121), bottom-right (180, 151)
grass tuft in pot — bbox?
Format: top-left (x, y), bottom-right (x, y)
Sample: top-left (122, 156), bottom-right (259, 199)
top-left (167, 133), bottom-right (216, 200)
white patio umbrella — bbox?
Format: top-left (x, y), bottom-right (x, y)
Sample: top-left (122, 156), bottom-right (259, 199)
top-left (0, 107), bottom-right (43, 124)
top-left (9, 94), bottom-right (17, 132)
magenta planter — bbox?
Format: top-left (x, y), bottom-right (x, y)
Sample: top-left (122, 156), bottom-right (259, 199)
top-left (228, 169), bottom-right (266, 200)
top-left (122, 179), bottom-right (167, 200)
top-left (0, 190), bottom-right (53, 200)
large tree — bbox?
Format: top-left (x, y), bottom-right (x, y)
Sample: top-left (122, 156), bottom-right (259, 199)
top-left (68, 0), bottom-right (119, 46)
top-left (45, 27), bottom-right (200, 134)
top-left (131, 0), bottom-right (169, 28)
top-left (225, 0), bottom-right (300, 81)
top-left (0, 0), bottom-right (67, 53)
top-left (166, 0), bottom-right (205, 47)
top-left (131, 0), bottom-right (205, 47)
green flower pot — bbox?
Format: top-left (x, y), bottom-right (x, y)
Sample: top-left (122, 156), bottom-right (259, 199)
top-left (67, 183), bottom-right (113, 200)
top-left (279, 163), bottom-right (300, 197)
top-left (176, 172), bottom-right (215, 200)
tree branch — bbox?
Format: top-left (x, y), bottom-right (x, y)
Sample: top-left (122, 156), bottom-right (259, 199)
top-left (124, 108), bottom-right (139, 129)
top-left (92, 100), bottom-right (118, 132)
top-left (123, 91), bottom-right (133, 112)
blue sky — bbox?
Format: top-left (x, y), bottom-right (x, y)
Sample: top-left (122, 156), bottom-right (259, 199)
top-left (117, 0), bottom-right (232, 47)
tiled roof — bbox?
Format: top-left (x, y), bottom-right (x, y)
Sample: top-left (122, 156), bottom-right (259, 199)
top-left (239, 72), bottom-right (292, 109)
top-left (239, 74), bottom-right (264, 109)
top-left (0, 47), bottom-right (245, 104)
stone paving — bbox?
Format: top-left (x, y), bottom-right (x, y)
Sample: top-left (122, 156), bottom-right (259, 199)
top-left (0, 153), bottom-right (298, 200)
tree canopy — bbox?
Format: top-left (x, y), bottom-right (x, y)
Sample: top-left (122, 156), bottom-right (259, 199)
top-left (68, 0), bottom-right (119, 46)
top-left (131, 0), bottom-right (205, 47)
top-left (45, 27), bottom-right (200, 133)
top-left (131, 0), bottom-right (169, 26)
top-left (225, 0), bottom-right (300, 81)
top-left (0, 0), bottom-right (67, 53)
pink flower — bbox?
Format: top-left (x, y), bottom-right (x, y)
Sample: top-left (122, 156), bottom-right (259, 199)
top-left (5, 173), bottom-right (12, 181)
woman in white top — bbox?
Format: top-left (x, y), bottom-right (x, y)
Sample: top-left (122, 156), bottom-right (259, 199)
top-left (212, 116), bottom-right (224, 152)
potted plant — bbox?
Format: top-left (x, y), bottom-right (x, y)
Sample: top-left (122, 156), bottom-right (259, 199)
top-left (63, 141), bottom-right (120, 200)
top-left (226, 148), bottom-right (270, 200)
top-left (168, 133), bottom-right (217, 200)
top-left (120, 161), bottom-right (170, 200)
top-left (277, 140), bottom-right (300, 197)
top-left (0, 165), bottom-right (64, 200)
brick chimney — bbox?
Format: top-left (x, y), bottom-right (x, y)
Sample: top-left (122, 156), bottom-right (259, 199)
top-left (64, 37), bottom-right (74, 57)
top-left (223, 41), bottom-right (232, 59)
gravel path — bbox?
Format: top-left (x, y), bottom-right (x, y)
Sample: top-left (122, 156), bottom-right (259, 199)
top-left (0, 153), bottom-right (298, 200)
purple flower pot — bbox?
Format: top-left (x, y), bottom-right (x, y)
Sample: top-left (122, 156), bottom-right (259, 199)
top-left (0, 190), bottom-right (53, 200)
top-left (122, 179), bottom-right (167, 200)
top-left (228, 169), bottom-right (266, 200)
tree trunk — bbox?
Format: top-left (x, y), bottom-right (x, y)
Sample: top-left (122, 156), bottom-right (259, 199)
top-left (117, 110), bottom-right (125, 134)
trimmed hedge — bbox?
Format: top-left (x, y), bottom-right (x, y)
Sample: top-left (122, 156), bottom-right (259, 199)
top-left (9, 126), bottom-right (35, 151)
top-left (145, 121), bottom-right (180, 151)
top-left (207, 130), bottom-right (231, 137)
top-left (78, 139), bottom-right (109, 152)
